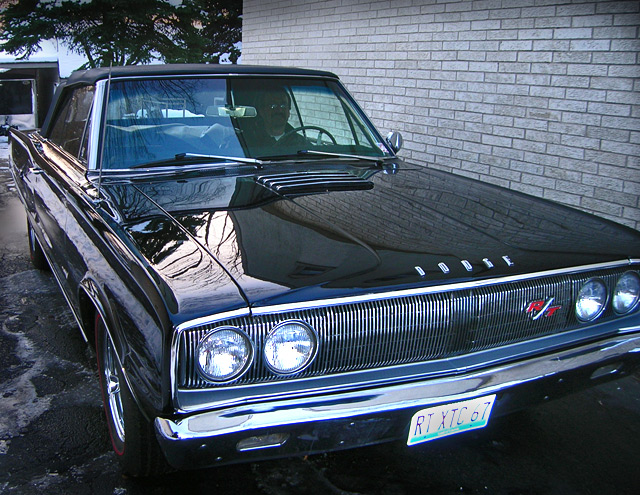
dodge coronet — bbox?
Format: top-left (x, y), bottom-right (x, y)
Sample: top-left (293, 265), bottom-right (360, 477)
top-left (9, 64), bottom-right (640, 476)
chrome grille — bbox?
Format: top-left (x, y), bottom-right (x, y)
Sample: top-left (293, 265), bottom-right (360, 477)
top-left (177, 267), bottom-right (631, 389)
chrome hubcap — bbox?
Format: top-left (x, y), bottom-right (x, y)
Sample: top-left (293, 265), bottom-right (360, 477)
top-left (104, 334), bottom-right (125, 443)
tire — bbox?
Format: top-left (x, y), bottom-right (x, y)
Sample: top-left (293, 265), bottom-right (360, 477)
top-left (27, 220), bottom-right (48, 270)
top-left (95, 314), bottom-right (168, 476)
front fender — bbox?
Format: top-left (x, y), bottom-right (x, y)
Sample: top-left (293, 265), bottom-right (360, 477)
top-left (78, 275), bottom-right (168, 421)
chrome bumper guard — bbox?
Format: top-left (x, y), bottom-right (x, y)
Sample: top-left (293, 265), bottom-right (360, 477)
top-left (155, 332), bottom-right (640, 470)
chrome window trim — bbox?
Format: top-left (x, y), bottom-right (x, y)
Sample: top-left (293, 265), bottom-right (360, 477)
top-left (89, 73), bottom-right (392, 176)
top-left (86, 161), bottom-right (259, 180)
top-left (87, 80), bottom-right (107, 171)
top-left (94, 73), bottom-right (340, 84)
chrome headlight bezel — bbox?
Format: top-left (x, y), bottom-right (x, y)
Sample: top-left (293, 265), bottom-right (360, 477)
top-left (575, 278), bottom-right (608, 323)
top-left (263, 320), bottom-right (319, 375)
top-left (612, 271), bottom-right (640, 315)
top-left (196, 326), bottom-right (254, 382)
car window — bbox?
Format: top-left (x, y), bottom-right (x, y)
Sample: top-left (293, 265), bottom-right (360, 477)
top-left (101, 77), bottom-right (390, 170)
top-left (289, 85), bottom-right (355, 145)
top-left (229, 78), bottom-right (388, 159)
top-left (103, 78), bottom-right (227, 169)
top-left (48, 86), bottom-right (95, 160)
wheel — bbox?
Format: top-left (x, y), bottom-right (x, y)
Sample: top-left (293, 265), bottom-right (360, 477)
top-left (281, 125), bottom-right (338, 146)
top-left (95, 314), bottom-right (167, 476)
top-left (27, 220), bottom-right (47, 270)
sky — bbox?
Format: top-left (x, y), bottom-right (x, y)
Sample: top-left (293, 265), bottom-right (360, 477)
top-left (1, 38), bottom-right (241, 79)
top-left (0, 39), bottom-right (89, 78)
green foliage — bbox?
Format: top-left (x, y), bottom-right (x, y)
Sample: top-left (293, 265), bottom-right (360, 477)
top-left (0, 0), bottom-right (242, 68)
top-left (167, 0), bottom-right (242, 64)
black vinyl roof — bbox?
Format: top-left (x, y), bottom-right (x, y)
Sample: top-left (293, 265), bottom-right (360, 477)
top-left (65, 64), bottom-right (339, 86)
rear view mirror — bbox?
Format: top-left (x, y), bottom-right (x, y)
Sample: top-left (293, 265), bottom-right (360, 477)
top-left (211, 106), bottom-right (257, 118)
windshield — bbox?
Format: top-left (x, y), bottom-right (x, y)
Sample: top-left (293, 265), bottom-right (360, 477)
top-left (101, 76), bottom-right (392, 169)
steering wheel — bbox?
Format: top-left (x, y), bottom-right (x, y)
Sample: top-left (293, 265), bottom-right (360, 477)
top-left (280, 125), bottom-right (337, 146)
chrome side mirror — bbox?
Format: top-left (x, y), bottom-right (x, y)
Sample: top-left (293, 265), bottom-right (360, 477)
top-left (386, 131), bottom-right (403, 153)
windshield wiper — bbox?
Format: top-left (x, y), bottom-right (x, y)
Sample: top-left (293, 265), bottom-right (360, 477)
top-left (297, 149), bottom-right (386, 164)
top-left (131, 153), bottom-right (263, 169)
top-left (176, 153), bottom-right (264, 165)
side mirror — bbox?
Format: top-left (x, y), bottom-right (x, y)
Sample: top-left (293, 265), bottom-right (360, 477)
top-left (386, 131), bottom-right (403, 153)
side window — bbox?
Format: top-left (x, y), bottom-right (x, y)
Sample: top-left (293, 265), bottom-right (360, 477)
top-left (48, 86), bottom-right (95, 160)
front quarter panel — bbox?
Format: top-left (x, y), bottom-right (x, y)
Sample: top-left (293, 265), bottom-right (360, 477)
top-left (10, 128), bottom-right (181, 417)
top-left (64, 181), bottom-right (182, 416)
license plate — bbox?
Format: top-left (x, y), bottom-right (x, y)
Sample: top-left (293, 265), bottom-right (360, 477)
top-left (407, 395), bottom-right (496, 446)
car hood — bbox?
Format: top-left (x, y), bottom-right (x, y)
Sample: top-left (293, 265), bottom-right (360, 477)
top-left (100, 161), bottom-right (640, 318)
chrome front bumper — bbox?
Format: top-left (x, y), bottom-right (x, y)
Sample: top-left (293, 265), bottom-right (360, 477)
top-left (155, 332), bottom-right (640, 470)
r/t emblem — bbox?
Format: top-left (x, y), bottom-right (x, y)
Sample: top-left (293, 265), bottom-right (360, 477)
top-left (526, 297), bottom-right (562, 320)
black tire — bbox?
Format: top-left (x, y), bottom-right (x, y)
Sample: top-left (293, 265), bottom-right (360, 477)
top-left (27, 220), bottom-right (48, 270)
top-left (95, 314), bottom-right (168, 476)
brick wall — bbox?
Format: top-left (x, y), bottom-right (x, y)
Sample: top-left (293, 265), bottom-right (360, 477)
top-left (242, 0), bottom-right (640, 230)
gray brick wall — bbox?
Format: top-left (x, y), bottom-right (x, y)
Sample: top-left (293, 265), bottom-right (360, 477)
top-left (242, 0), bottom-right (640, 230)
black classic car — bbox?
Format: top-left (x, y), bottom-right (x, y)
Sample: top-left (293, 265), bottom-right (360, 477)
top-left (9, 64), bottom-right (640, 476)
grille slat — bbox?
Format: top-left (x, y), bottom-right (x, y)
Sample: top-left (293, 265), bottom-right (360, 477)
top-left (178, 267), bottom-right (636, 389)
top-left (256, 172), bottom-right (373, 195)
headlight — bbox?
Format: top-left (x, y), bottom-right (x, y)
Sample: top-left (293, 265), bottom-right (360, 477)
top-left (575, 278), bottom-right (608, 322)
top-left (613, 271), bottom-right (640, 315)
top-left (264, 320), bottom-right (318, 374)
top-left (197, 327), bottom-right (253, 382)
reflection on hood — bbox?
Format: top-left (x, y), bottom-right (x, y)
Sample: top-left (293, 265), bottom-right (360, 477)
top-left (100, 163), bottom-right (640, 309)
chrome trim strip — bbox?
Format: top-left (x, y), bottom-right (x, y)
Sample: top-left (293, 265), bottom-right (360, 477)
top-left (175, 308), bottom-right (251, 333)
top-left (620, 325), bottom-right (640, 334)
top-left (158, 333), bottom-right (640, 441)
top-left (172, 260), bottom-right (636, 349)
top-left (96, 73), bottom-right (340, 84)
top-left (88, 80), bottom-right (107, 171)
top-left (249, 260), bottom-right (636, 317)
top-left (87, 162), bottom-right (259, 180)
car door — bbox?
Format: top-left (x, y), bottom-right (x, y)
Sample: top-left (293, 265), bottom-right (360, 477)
top-left (28, 85), bottom-right (95, 299)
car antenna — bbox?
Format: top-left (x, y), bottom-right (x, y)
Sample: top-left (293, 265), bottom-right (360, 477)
top-left (97, 64), bottom-right (113, 201)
